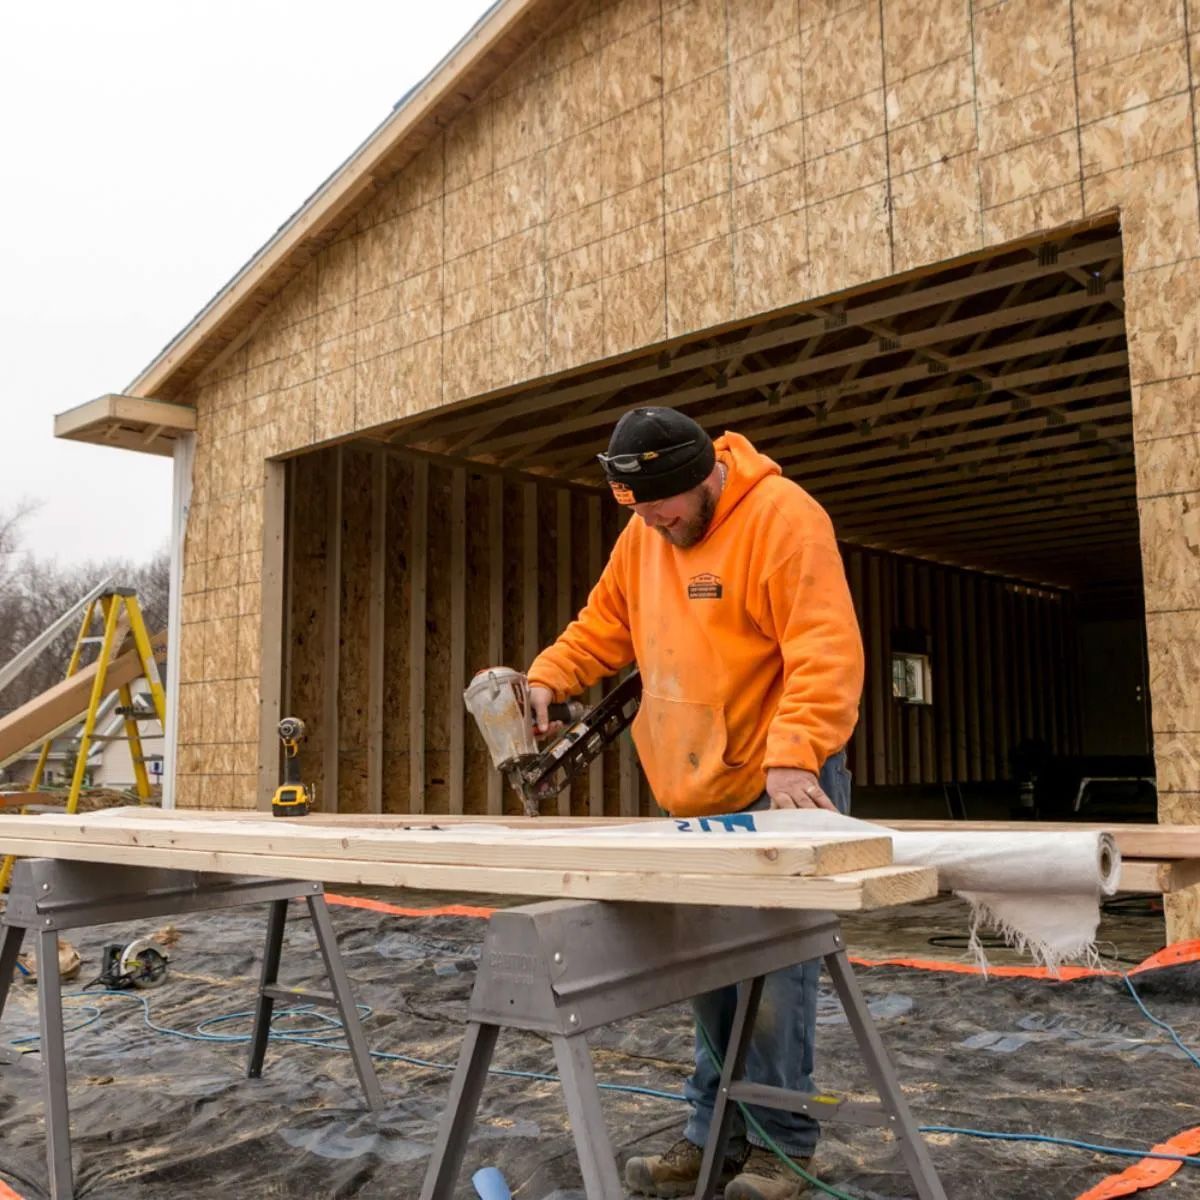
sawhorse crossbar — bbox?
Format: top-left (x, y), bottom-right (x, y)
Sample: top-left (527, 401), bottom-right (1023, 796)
top-left (421, 899), bottom-right (946, 1200)
top-left (0, 858), bottom-right (384, 1200)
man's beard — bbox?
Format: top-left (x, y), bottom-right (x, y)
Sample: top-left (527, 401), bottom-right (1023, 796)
top-left (654, 485), bottom-right (718, 548)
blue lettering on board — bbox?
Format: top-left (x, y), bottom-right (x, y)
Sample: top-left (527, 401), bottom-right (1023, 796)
top-left (671, 814), bottom-right (759, 833)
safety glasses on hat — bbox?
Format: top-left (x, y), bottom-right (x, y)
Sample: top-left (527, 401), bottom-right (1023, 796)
top-left (595, 439), bottom-right (696, 473)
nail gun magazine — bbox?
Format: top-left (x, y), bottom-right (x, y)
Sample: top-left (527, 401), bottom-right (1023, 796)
top-left (464, 666), bottom-right (642, 815)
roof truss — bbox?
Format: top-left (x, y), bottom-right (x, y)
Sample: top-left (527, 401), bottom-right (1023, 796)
top-left (374, 222), bottom-right (1138, 589)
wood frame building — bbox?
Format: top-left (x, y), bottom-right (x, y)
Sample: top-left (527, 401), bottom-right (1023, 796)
top-left (57, 0), bottom-right (1200, 935)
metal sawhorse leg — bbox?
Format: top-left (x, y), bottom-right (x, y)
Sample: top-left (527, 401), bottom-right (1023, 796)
top-left (420, 899), bottom-right (946, 1200)
top-left (0, 858), bottom-right (384, 1200)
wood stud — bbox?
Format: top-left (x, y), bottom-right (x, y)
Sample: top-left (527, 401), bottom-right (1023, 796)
top-left (449, 467), bottom-right (467, 814)
top-left (256, 461), bottom-right (287, 810)
top-left (587, 496), bottom-right (604, 818)
top-left (487, 475), bottom-right (504, 816)
top-left (366, 453), bottom-right (387, 814)
top-left (408, 459), bottom-right (428, 814)
top-left (321, 447), bottom-right (343, 813)
top-left (556, 490), bottom-right (572, 817)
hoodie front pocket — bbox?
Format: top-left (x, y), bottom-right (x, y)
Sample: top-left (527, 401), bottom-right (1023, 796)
top-left (632, 690), bottom-right (744, 808)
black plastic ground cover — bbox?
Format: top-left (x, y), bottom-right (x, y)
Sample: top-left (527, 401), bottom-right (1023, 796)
top-left (0, 902), bottom-right (1198, 1200)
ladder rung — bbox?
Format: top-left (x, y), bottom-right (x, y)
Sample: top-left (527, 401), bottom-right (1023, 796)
top-left (90, 734), bottom-right (164, 743)
top-left (79, 637), bottom-right (106, 645)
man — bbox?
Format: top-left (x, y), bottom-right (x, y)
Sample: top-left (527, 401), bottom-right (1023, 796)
top-left (526, 407), bottom-right (865, 1200)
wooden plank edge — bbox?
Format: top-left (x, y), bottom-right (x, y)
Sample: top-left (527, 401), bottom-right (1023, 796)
top-left (0, 819), bottom-right (894, 878)
top-left (1119, 858), bottom-right (1200, 894)
top-left (86, 807), bottom-right (641, 827)
top-left (0, 837), bottom-right (934, 911)
top-left (53, 394), bottom-right (197, 438)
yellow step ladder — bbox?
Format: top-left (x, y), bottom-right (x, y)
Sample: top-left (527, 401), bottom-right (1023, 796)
top-left (0, 587), bottom-right (165, 891)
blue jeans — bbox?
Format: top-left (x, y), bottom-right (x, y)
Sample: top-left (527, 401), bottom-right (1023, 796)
top-left (682, 751), bottom-right (853, 1157)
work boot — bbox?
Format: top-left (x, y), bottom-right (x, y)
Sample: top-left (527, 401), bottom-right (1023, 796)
top-left (625, 1136), bottom-right (746, 1197)
top-left (725, 1146), bottom-right (814, 1200)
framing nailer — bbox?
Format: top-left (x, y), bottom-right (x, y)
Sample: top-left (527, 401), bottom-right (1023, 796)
top-left (464, 667), bottom-right (642, 816)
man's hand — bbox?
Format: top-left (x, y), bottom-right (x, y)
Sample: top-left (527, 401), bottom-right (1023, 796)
top-left (765, 766), bottom-right (836, 811)
top-left (527, 685), bottom-right (563, 738)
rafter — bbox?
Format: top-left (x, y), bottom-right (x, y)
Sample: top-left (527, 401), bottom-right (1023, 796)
top-left (835, 480), bottom-right (1136, 538)
top-left (787, 418), bottom-right (1132, 490)
top-left (820, 455), bottom-right (1130, 515)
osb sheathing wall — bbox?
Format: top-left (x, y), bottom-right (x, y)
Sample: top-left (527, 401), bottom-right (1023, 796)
top-left (177, 0), bottom-right (1200, 819)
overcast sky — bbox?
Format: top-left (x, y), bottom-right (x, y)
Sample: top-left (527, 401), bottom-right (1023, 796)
top-left (1, 1), bottom-right (491, 566)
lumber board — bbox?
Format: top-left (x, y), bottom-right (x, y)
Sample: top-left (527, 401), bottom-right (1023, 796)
top-left (366, 453), bottom-right (387, 814)
top-left (322, 447), bottom-right (343, 812)
top-left (1166, 883), bottom-right (1200, 945)
top-left (257, 459), bottom-right (286, 810)
top-left (0, 793), bottom-right (59, 809)
top-left (0, 813), bottom-right (893, 879)
top-left (408, 458), bottom-right (428, 812)
top-left (522, 482), bottom-right (538, 667)
top-left (846, 550), bottom-right (868, 784)
top-left (867, 555), bottom-right (886, 783)
top-left (586, 494), bottom-right (604, 817)
top-left (89, 807), bottom-right (637, 828)
top-left (0, 632), bottom-right (166, 768)
top-left (556, 489), bottom-right (572, 817)
top-left (102, 810), bottom-right (1200, 863)
top-left (449, 466), bottom-right (467, 814)
top-left (486, 475), bottom-right (504, 816)
top-left (1119, 858), bottom-right (1200, 894)
top-left (0, 834), bottom-right (934, 911)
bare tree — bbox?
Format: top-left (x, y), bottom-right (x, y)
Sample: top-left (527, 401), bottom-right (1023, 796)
top-left (0, 499), bottom-right (39, 602)
top-left (0, 501), bottom-right (41, 674)
top-left (0, 507), bottom-right (169, 711)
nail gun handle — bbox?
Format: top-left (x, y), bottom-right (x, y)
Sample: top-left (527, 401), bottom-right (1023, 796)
top-left (547, 702), bottom-right (576, 723)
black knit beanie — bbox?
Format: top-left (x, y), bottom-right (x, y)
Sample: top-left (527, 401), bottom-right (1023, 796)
top-left (598, 408), bottom-right (716, 504)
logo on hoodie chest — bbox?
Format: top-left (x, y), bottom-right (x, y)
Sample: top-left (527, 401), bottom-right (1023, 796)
top-left (687, 572), bottom-right (723, 600)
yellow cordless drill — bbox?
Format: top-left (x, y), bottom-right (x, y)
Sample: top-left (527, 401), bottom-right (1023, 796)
top-left (271, 716), bottom-right (313, 817)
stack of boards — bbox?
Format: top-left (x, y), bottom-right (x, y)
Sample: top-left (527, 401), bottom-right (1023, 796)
top-left (0, 809), bottom-right (936, 911)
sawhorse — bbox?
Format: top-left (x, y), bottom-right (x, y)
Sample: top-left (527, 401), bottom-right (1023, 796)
top-left (421, 899), bottom-right (946, 1200)
top-left (0, 858), bottom-right (384, 1200)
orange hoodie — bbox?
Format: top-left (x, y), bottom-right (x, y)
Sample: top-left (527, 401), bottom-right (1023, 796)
top-left (527, 432), bottom-right (865, 817)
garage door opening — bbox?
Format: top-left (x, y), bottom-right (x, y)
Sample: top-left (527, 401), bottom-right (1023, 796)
top-left (278, 218), bottom-right (1148, 822)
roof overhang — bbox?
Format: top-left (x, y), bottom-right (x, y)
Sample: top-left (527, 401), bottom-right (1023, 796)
top-left (54, 394), bottom-right (197, 457)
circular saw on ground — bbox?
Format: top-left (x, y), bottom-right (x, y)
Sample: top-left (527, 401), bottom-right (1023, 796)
top-left (91, 937), bottom-right (170, 990)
